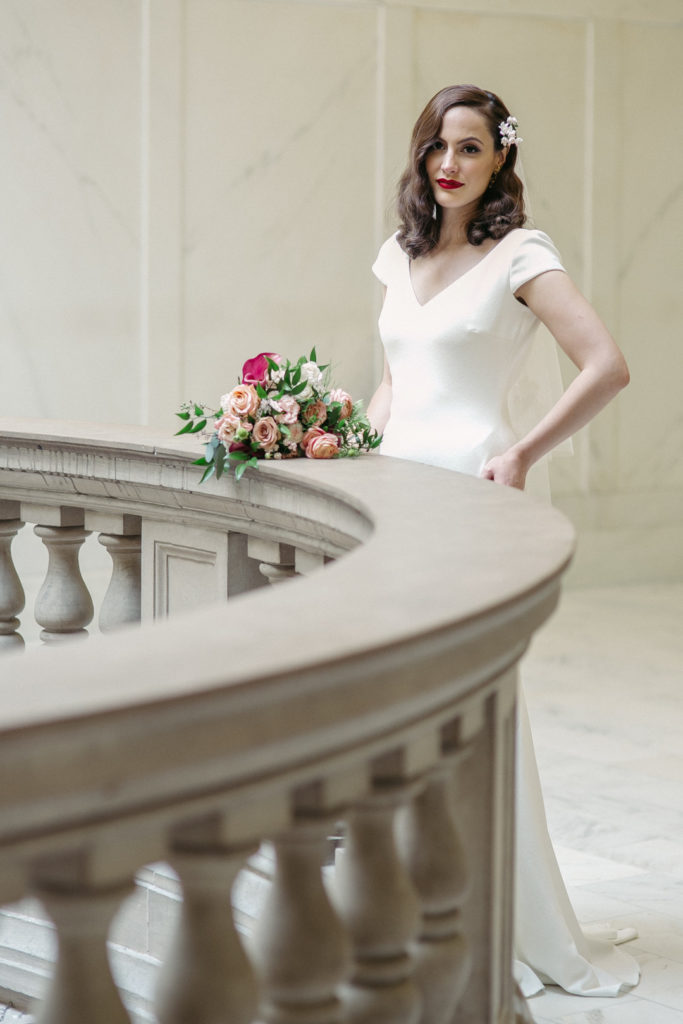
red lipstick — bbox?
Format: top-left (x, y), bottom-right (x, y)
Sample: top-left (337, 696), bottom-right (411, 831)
top-left (437, 179), bottom-right (463, 190)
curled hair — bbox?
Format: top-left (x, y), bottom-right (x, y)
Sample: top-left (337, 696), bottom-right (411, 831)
top-left (397, 85), bottom-right (526, 258)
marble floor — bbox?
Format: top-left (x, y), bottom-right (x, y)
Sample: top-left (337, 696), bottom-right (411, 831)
top-left (523, 581), bottom-right (683, 1024)
top-left (2, 581), bottom-right (682, 1023)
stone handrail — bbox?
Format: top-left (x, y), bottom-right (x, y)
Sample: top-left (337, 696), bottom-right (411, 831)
top-left (0, 418), bottom-right (574, 1024)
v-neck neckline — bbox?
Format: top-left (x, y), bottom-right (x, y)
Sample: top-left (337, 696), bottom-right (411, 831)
top-left (407, 233), bottom-right (513, 308)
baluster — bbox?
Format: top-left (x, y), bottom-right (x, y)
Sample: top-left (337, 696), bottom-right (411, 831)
top-left (155, 844), bottom-right (258, 1024)
top-left (253, 820), bottom-right (351, 1024)
top-left (24, 504), bottom-right (94, 644)
top-left (396, 763), bottom-right (471, 1024)
top-left (0, 516), bottom-right (25, 649)
top-left (247, 537), bottom-right (297, 585)
top-left (334, 783), bottom-right (422, 1024)
top-left (97, 534), bottom-right (141, 632)
top-left (34, 881), bottom-right (133, 1024)
top-left (32, 525), bottom-right (93, 642)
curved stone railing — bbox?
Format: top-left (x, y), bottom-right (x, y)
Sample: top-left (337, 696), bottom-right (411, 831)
top-left (0, 418), bottom-right (574, 1024)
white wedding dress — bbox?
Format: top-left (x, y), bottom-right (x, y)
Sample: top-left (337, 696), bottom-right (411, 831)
top-left (372, 228), bottom-right (640, 997)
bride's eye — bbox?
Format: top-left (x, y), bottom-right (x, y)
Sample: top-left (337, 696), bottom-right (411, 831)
top-left (463, 144), bottom-right (481, 154)
top-left (431, 140), bottom-right (446, 151)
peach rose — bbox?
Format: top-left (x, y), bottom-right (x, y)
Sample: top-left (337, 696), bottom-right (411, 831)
top-left (285, 421), bottom-right (304, 446)
top-left (302, 399), bottom-right (327, 427)
top-left (272, 395), bottom-right (300, 425)
top-left (329, 388), bottom-right (353, 420)
top-left (305, 432), bottom-right (340, 460)
top-left (252, 416), bottom-right (280, 451)
top-left (224, 384), bottom-right (260, 419)
top-left (301, 426), bottom-right (325, 450)
top-left (215, 412), bottom-right (241, 443)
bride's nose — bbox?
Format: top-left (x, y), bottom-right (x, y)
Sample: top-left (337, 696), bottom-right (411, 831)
top-left (440, 148), bottom-right (458, 173)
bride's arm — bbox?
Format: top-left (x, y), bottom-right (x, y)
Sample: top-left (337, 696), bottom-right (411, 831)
top-left (367, 286), bottom-right (392, 434)
top-left (482, 270), bottom-right (630, 490)
top-left (367, 351), bottom-right (393, 434)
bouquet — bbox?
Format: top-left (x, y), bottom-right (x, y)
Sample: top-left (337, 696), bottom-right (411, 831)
top-left (176, 349), bottom-right (381, 482)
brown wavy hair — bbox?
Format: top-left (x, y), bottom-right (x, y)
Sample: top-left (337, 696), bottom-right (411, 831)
top-left (397, 85), bottom-right (526, 258)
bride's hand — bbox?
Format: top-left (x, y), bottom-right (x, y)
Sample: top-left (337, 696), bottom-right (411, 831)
top-left (481, 448), bottom-right (528, 490)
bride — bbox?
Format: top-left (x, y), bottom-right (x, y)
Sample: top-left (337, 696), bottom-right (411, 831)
top-left (367, 84), bottom-right (639, 998)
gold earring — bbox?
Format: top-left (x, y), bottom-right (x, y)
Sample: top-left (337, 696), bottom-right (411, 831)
top-left (488, 168), bottom-right (499, 189)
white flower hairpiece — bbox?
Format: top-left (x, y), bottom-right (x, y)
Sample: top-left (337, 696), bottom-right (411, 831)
top-left (499, 115), bottom-right (522, 148)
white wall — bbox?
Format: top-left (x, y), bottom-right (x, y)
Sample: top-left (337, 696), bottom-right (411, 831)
top-left (1, 0), bottom-right (681, 584)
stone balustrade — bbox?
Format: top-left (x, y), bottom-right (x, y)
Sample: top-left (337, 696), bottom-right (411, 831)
top-left (0, 418), bottom-right (574, 1024)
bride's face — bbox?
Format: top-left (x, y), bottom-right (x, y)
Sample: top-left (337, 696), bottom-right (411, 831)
top-left (425, 106), bottom-right (503, 213)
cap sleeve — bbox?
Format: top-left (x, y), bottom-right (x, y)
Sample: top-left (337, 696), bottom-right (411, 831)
top-left (509, 230), bottom-right (566, 293)
top-left (372, 232), bottom-right (402, 286)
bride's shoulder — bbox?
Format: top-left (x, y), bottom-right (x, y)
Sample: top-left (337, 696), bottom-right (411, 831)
top-left (372, 232), bottom-right (407, 285)
top-left (500, 227), bottom-right (563, 264)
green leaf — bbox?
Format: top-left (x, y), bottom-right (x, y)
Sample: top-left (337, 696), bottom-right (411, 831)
top-left (292, 365), bottom-right (302, 385)
top-left (228, 450), bottom-right (252, 462)
top-left (176, 411), bottom-right (191, 420)
top-left (290, 380), bottom-right (308, 395)
top-left (175, 420), bottom-right (196, 436)
top-left (189, 419), bottom-right (207, 434)
top-left (192, 456), bottom-right (210, 466)
top-left (199, 463), bottom-right (216, 484)
top-left (309, 346), bottom-right (317, 362)
top-left (265, 356), bottom-right (280, 372)
top-left (214, 445), bottom-right (226, 479)
top-left (194, 404), bottom-right (205, 418)
top-left (256, 384), bottom-right (268, 400)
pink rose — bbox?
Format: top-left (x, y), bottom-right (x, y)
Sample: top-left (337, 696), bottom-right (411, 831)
top-left (272, 394), bottom-right (300, 424)
top-left (252, 416), bottom-right (281, 451)
top-left (225, 384), bottom-right (260, 419)
top-left (302, 399), bottom-right (327, 427)
top-left (305, 433), bottom-right (340, 460)
top-left (329, 388), bottom-right (353, 420)
top-left (301, 426), bottom-right (325, 450)
top-left (241, 352), bottom-right (282, 386)
top-left (215, 412), bottom-right (241, 443)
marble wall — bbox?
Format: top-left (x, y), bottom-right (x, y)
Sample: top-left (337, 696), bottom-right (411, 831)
top-left (1, 0), bottom-right (681, 584)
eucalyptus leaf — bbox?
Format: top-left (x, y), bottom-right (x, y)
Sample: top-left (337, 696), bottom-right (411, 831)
top-left (199, 464), bottom-right (216, 484)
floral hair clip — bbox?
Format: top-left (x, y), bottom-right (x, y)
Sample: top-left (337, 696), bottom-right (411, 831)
top-left (499, 116), bottom-right (522, 148)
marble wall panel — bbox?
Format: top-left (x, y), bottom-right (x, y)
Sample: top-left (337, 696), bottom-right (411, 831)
top-left (181, 0), bottom-right (378, 409)
top-left (0, 1), bottom-right (141, 422)
top-left (617, 23), bottom-right (683, 491)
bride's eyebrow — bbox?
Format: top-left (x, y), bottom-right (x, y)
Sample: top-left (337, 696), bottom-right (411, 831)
top-left (458, 135), bottom-right (484, 144)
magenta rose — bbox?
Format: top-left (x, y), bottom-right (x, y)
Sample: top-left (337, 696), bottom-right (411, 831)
top-left (241, 352), bottom-right (282, 386)
top-left (305, 433), bottom-right (340, 460)
top-left (252, 416), bottom-right (281, 452)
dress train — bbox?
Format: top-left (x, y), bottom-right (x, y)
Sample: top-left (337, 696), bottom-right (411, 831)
top-left (514, 688), bottom-right (640, 997)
